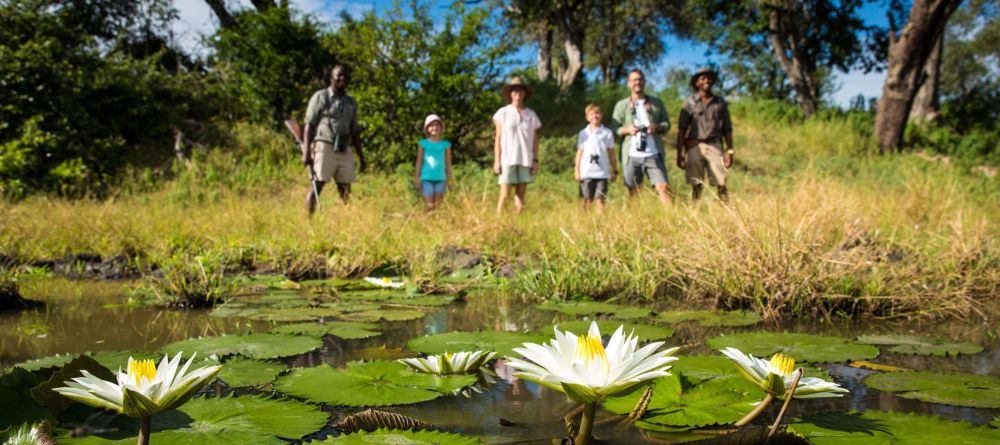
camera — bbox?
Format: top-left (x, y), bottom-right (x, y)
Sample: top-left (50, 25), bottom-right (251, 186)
top-left (634, 126), bottom-right (648, 152)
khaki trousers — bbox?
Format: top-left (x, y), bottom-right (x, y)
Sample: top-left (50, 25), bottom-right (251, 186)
top-left (685, 142), bottom-right (727, 187)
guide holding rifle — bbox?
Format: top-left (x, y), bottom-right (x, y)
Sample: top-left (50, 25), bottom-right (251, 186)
top-left (676, 67), bottom-right (734, 202)
top-left (302, 64), bottom-right (366, 213)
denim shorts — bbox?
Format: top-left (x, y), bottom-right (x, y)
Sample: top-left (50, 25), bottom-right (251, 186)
top-left (421, 180), bottom-right (446, 197)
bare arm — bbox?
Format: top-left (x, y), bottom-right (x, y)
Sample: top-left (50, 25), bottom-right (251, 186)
top-left (574, 149), bottom-right (583, 182)
top-left (608, 148), bottom-right (619, 182)
top-left (530, 131), bottom-right (540, 175)
top-left (445, 147), bottom-right (454, 185)
top-left (493, 121), bottom-right (502, 175)
top-left (302, 123), bottom-right (317, 164)
top-left (414, 145), bottom-right (424, 189)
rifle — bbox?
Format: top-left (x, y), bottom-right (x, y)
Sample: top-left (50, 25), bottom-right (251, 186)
top-left (284, 119), bottom-right (321, 209)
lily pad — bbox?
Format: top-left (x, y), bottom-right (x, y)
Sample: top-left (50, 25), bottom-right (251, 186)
top-left (603, 373), bottom-right (759, 428)
top-left (91, 350), bottom-right (160, 371)
top-left (788, 410), bottom-right (1000, 444)
top-left (407, 331), bottom-right (549, 358)
top-left (856, 334), bottom-right (983, 356)
top-left (242, 307), bottom-right (343, 322)
top-left (233, 275), bottom-right (300, 291)
top-left (336, 290), bottom-right (407, 301)
top-left (706, 332), bottom-right (879, 363)
top-left (61, 395), bottom-right (328, 444)
top-left (342, 309), bottom-right (426, 322)
top-left (864, 371), bottom-right (1000, 408)
top-left (536, 301), bottom-right (651, 318)
top-left (218, 358), bottom-right (286, 388)
top-left (383, 295), bottom-right (456, 307)
top-left (274, 361), bottom-right (476, 407)
top-left (9, 354), bottom-right (77, 372)
top-left (31, 355), bottom-right (114, 413)
top-left (668, 355), bottom-right (741, 383)
top-left (271, 321), bottom-right (381, 339)
top-left (320, 428), bottom-right (483, 444)
top-left (0, 367), bottom-right (52, 430)
top-left (547, 321), bottom-right (674, 342)
top-left (656, 310), bottom-right (762, 327)
top-left (160, 333), bottom-right (322, 360)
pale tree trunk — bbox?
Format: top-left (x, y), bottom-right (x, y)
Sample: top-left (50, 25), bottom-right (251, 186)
top-left (909, 32), bottom-right (944, 122)
top-left (537, 28), bottom-right (553, 81)
top-left (560, 36), bottom-right (584, 89)
top-left (875, 0), bottom-right (962, 153)
top-left (554, 0), bottom-right (585, 91)
top-left (768, 0), bottom-right (819, 116)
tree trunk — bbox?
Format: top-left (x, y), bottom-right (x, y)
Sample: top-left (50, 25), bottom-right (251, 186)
top-left (767, 0), bottom-right (819, 116)
top-left (909, 31), bottom-right (944, 122)
top-left (537, 28), bottom-right (553, 81)
top-left (203, 0), bottom-right (237, 29)
top-left (554, 0), bottom-right (584, 91)
top-left (249, 0), bottom-right (276, 11)
top-left (875, 0), bottom-right (962, 153)
top-left (560, 36), bottom-right (584, 90)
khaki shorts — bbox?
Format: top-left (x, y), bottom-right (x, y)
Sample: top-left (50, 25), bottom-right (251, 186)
top-left (498, 165), bottom-right (534, 185)
top-left (685, 142), bottom-right (728, 187)
top-left (312, 141), bottom-right (356, 183)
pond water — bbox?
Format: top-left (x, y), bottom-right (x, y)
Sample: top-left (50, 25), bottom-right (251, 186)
top-left (2, 277), bottom-right (999, 443)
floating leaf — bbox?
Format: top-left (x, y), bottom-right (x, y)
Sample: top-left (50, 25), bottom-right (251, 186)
top-left (271, 321), bottom-right (381, 339)
top-left (299, 278), bottom-right (365, 289)
top-left (319, 428), bottom-right (483, 444)
top-left (407, 331), bottom-right (549, 358)
top-left (656, 310), bottom-right (761, 327)
top-left (342, 309), bottom-right (426, 322)
top-left (218, 358), bottom-right (286, 388)
top-left (788, 410), bottom-right (1000, 444)
top-left (383, 295), bottom-right (455, 307)
top-left (603, 373), bottom-right (759, 428)
top-left (9, 354), bottom-right (77, 372)
top-left (668, 355), bottom-right (741, 383)
top-left (319, 302), bottom-right (382, 312)
top-left (536, 301), bottom-right (651, 318)
top-left (60, 395), bottom-right (328, 444)
top-left (0, 368), bottom-right (52, 430)
top-left (241, 307), bottom-right (343, 322)
top-left (90, 350), bottom-right (160, 371)
top-left (856, 335), bottom-right (983, 356)
top-left (274, 361), bottom-right (475, 407)
top-left (336, 290), bottom-right (406, 301)
top-left (160, 333), bottom-right (322, 360)
top-left (848, 361), bottom-right (909, 372)
top-left (233, 275), bottom-right (300, 291)
top-left (864, 371), bottom-right (1000, 408)
top-left (547, 320), bottom-right (673, 342)
top-left (706, 332), bottom-right (878, 363)
top-left (31, 355), bottom-right (114, 413)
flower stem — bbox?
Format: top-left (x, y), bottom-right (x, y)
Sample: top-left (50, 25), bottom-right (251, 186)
top-left (767, 368), bottom-right (804, 443)
top-left (735, 392), bottom-right (775, 427)
top-left (574, 402), bottom-right (597, 445)
top-left (137, 416), bottom-right (151, 445)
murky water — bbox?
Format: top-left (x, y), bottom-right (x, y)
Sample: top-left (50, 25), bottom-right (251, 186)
top-left (2, 278), bottom-right (999, 443)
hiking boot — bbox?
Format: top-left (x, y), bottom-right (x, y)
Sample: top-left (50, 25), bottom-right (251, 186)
top-left (305, 192), bottom-right (317, 215)
top-left (718, 186), bottom-right (729, 203)
top-left (692, 184), bottom-right (703, 200)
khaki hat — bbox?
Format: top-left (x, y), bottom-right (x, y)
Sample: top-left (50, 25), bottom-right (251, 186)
top-left (690, 67), bottom-right (719, 89)
top-left (500, 76), bottom-right (533, 102)
top-left (423, 114), bottom-right (443, 131)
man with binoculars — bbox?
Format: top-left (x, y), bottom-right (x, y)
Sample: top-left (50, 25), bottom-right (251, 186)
top-left (611, 69), bottom-right (673, 207)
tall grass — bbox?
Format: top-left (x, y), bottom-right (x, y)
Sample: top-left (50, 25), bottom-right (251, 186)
top-left (0, 102), bottom-right (996, 320)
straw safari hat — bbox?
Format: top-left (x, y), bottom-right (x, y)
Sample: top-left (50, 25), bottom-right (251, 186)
top-left (500, 76), bottom-right (533, 102)
top-left (690, 67), bottom-right (719, 89)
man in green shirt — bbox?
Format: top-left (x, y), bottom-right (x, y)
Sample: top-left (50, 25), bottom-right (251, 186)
top-left (302, 65), bottom-right (366, 213)
top-left (611, 69), bottom-right (673, 207)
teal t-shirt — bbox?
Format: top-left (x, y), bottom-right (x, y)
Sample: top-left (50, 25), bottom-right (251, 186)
top-left (418, 139), bottom-right (451, 181)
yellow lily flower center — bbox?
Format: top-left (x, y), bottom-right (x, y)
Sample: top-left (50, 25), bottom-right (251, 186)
top-left (574, 333), bottom-right (609, 367)
top-left (128, 358), bottom-right (157, 386)
top-left (444, 352), bottom-right (453, 361)
top-left (382, 277), bottom-right (391, 284)
top-left (769, 353), bottom-right (796, 376)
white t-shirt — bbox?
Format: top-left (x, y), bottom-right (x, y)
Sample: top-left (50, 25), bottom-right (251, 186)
top-left (493, 104), bottom-right (542, 167)
top-left (629, 99), bottom-right (659, 158)
top-left (577, 125), bottom-right (614, 179)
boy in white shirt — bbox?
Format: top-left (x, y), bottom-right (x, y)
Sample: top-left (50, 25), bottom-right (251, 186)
top-left (574, 104), bottom-right (619, 214)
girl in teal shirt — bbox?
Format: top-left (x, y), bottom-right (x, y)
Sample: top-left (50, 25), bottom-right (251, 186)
top-left (415, 114), bottom-right (453, 211)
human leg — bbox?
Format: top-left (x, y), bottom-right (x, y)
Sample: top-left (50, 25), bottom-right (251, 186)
top-left (623, 157), bottom-right (643, 199)
top-left (646, 156), bottom-right (673, 207)
top-left (514, 183), bottom-right (527, 212)
top-left (336, 183), bottom-right (351, 204)
top-left (305, 180), bottom-right (326, 214)
top-left (685, 145), bottom-right (706, 200)
top-left (497, 184), bottom-right (510, 214)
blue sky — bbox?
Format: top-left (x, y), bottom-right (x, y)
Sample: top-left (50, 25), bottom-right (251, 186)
top-left (172, 0), bottom-right (888, 107)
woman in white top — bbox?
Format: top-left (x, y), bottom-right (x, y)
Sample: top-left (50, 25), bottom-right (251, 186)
top-left (492, 77), bottom-right (542, 214)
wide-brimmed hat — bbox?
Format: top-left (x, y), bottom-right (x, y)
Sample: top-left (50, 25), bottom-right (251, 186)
top-left (500, 76), bottom-right (533, 102)
top-left (690, 67), bottom-right (719, 89)
top-left (423, 114), bottom-right (443, 131)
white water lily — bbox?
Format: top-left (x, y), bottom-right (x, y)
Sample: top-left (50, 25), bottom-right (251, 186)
top-left (720, 347), bottom-right (847, 399)
top-left (53, 352), bottom-right (221, 418)
top-left (363, 276), bottom-right (405, 289)
top-left (399, 350), bottom-right (496, 375)
top-left (507, 321), bottom-right (679, 404)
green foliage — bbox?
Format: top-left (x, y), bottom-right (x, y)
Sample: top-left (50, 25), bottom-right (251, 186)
top-left (270, 321), bottom-right (382, 339)
top-left (856, 335), bottom-right (983, 356)
top-left (864, 371), bottom-right (1000, 408)
top-left (603, 373), bottom-right (759, 428)
top-left (0, 368), bottom-right (51, 430)
top-left (138, 252), bottom-right (233, 308)
top-left (547, 320), bottom-right (674, 342)
top-left (789, 410), bottom-right (1000, 444)
top-left (656, 310), bottom-right (762, 327)
top-left (706, 332), bottom-right (879, 363)
top-left (217, 358), bottom-right (286, 388)
top-left (319, 428), bottom-right (483, 445)
top-left (159, 333), bottom-right (322, 360)
top-left (30, 355), bottom-right (113, 414)
top-left (406, 331), bottom-right (549, 358)
top-left (326, 2), bottom-right (510, 169)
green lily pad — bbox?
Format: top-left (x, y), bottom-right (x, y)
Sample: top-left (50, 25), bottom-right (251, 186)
top-left (536, 301), bottom-right (651, 318)
top-left (319, 428), bottom-right (483, 444)
top-left (669, 355), bottom-right (741, 383)
top-left (218, 358), bottom-right (286, 388)
top-left (383, 295), bottom-right (456, 307)
top-left (706, 332), bottom-right (879, 363)
top-left (992, 416), bottom-right (1000, 428)
top-left (856, 335), bottom-right (983, 356)
top-left (604, 373), bottom-right (759, 428)
top-left (9, 354), bottom-right (78, 372)
top-left (274, 361), bottom-right (476, 407)
top-left (336, 290), bottom-right (406, 301)
top-left (319, 302), bottom-right (382, 312)
top-left (160, 333), bottom-right (322, 360)
top-left (407, 331), bottom-right (549, 358)
top-left (0, 367), bottom-right (52, 430)
top-left (270, 321), bottom-right (381, 339)
top-left (60, 395), bottom-right (328, 444)
top-left (233, 275), bottom-right (300, 291)
top-left (299, 277), bottom-right (361, 288)
top-left (90, 350), bottom-right (161, 371)
top-left (788, 410), bottom-right (1000, 444)
top-left (341, 309), bottom-right (426, 322)
top-left (656, 310), bottom-right (762, 327)
top-left (547, 320), bottom-right (674, 342)
top-left (864, 371), bottom-right (1000, 408)
top-left (31, 355), bottom-right (114, 413)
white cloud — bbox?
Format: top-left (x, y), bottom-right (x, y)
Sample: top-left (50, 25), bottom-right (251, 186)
top-left (831, 69), bottom-right (885, 108)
